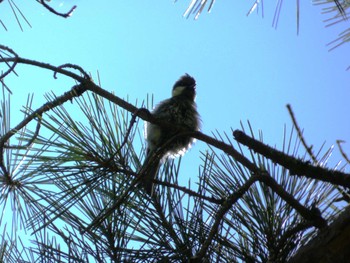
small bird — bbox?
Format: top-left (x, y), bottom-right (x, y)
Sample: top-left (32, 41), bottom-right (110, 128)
top-left (140, 74), bottom-right (200, 195)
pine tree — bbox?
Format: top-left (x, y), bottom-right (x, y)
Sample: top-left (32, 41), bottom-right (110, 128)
top-left (0, 1), bottom-right (349, 262)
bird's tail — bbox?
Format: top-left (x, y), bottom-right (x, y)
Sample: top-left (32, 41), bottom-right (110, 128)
top-left (139, 153), bottom-right (161, 195)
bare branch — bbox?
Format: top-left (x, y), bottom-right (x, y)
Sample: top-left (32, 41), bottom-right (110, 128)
top-left (0, 77), bottom-right (12, 95)
top-left (39, 0), bottom-right (77, 18)
top-left (4, 113), bottom-right (42, 149)
top-left (337, 140), bottom-right (350, 164)
top-left (0, 45), bottom-right (19, 79)
top-left (233, 130), bottom-right (350, 188)
top-left (0, 55), bottom-right (86, 82)
top-left (110, 108), bottom-right (151, 162)
top-left (286, 104), bottom-right (317, 163)
top-left (54, 63), bottom-right (90, 79)
top-left (154, 179), bottom-right (223, 205)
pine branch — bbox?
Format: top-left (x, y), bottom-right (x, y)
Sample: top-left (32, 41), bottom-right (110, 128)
top-left (193, 167), bottom-right (327, 261)
top-left (258, 173), bottom-right (327, 229)
top-left (2, 52), bottom-right (341, 201)
top-left (0, 52), bottom-right (261, 184)
top-left (233, 130), bottom-right (350, 188)
top-left (192, 173), bottom-right (260, 260)
top-left (0, 50), bottom-right (344, 261)
top-left (1, 54), bottom-right (344, 192)
top-left (0, 84), bottom-right (87, 168)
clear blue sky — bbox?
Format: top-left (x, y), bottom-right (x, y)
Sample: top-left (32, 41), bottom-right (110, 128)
top-left (2, 1), bottom-right (350, 173)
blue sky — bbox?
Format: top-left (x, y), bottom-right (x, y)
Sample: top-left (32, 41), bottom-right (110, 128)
top-left (2, 1), bottom-right (350, 172)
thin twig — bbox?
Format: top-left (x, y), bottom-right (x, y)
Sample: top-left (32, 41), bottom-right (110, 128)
top-left (4, 113), bottom-right (42, 149)
top-left (0, 56), bottom-right (86, 82)
top-left (39, 0), bottom-right (77, 18)
top-left (287, 104), bottom-right (350, 202)
top-left (54, 63), bottom-right (90, 80)
top-left (336, 140), bottom-right (350, 164)
top-left (0, 45), bottom-right (19, 78)
top-left (0, 77), bottom-right (12, 95)
top-left (154, 178), bottom-right (223, 204)
top-left (110, 108), bottom-right (151, 163)
top-left (286, 104), bottom-right (317, 164)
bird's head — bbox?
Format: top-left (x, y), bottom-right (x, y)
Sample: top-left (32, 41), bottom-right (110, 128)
top-left (172, 74), bottom-right (196, 101)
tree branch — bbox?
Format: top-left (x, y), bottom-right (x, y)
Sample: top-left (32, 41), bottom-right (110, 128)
top-left (192, 173), bottom-right (261, 261)
top-left (192, 169), bottom-right (327, 261)
top-left (4, 113), bottom-right (42, 149)
top-left (286, 104), bottom-right (317, 163)
top-left (0, 45), bottom-right (19, 80)
top-left (38, 0), bottom-right (77, 18)
top-left (259, 173), bottom-right (327, 228)
top-left (154, 179), bottom-right (223, 205)
top-left (233, 130), bottom-right (350, 188)
top-left (0, 54), bottom-right (337, 255)
top-left (337, 140), bottom-right (350, 164)
top-left (0, 54), bottom-right (283, 180)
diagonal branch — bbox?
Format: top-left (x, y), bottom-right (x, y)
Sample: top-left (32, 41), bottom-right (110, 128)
top-left (4, 113), bottom-right (42, 149)
top-left (286, 104), bottom-right (317, 163)
top-left (154, 179), bottom-right (223, 204)
top-left (0, 45), bottom-right (19, 80)
top-left (192, 173), bottom-right (261, 260)
top-left (259, 173), bottom-right (327, 228)
top-left (337, 140), bottom-right (350, 164)
top-left (192, 169), bottom-right (327, 261)
top-left (0, 84), bottom-right (87, 178)
top-left (233, 130), bottom-right (350, 188)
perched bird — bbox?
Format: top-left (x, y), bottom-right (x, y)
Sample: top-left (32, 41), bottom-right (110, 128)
top-left (140, 74), bottom-right (200, 195)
